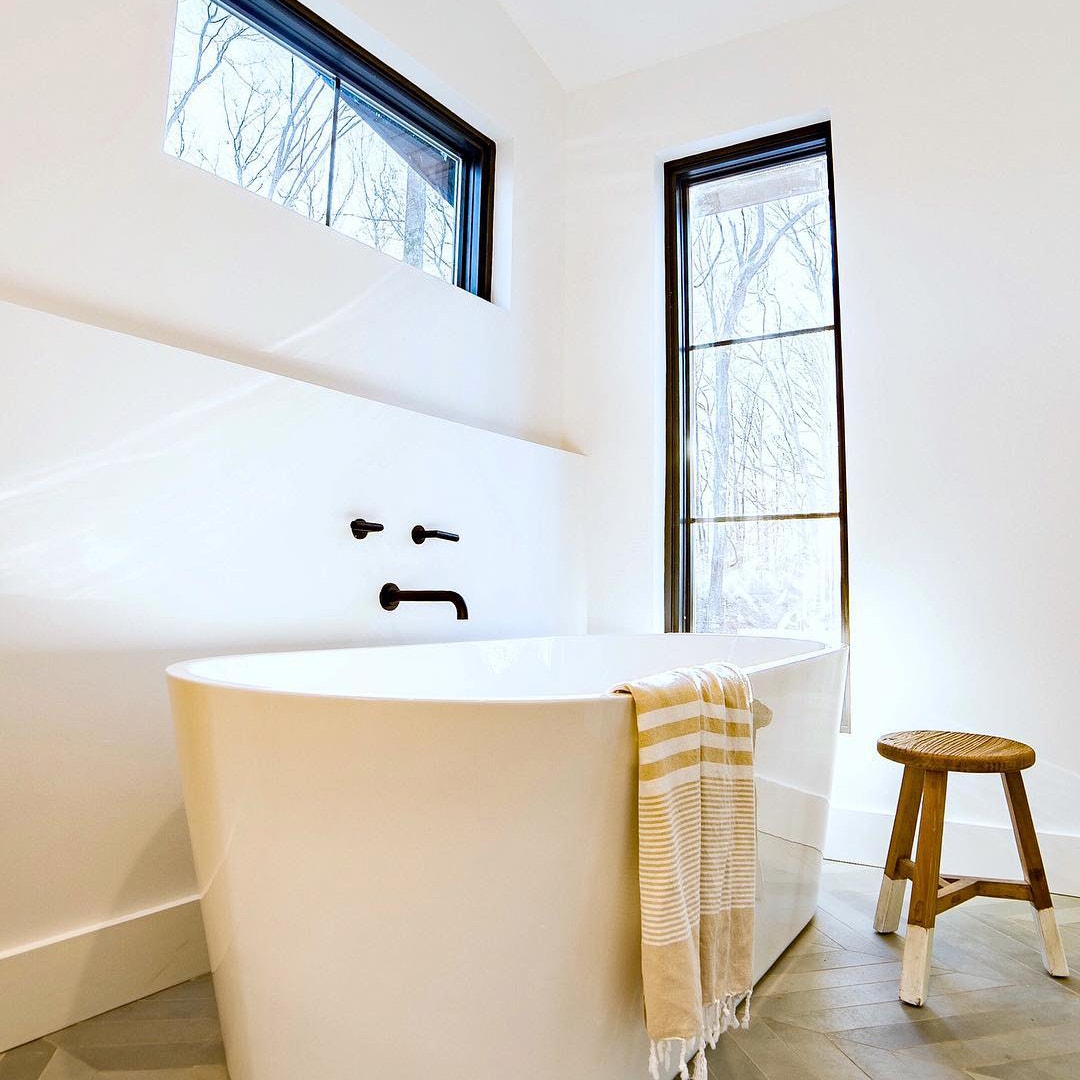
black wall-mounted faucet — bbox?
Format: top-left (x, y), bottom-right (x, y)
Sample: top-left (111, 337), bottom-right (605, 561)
top-left (411, 525), bottom-right (460, 544)
top-left (350, 518), bottom-right (384, 540)
top-left (380, 582), bottom-right (468, 620)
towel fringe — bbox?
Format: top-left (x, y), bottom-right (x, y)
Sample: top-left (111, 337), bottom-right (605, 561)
top-left (692, 1047), bottom-right (709, 1080)
top-left (650, 995), bottom-right (751, 1080)
top-left (739, 989), bottom-right (753, 1030)
top-left (649, 1040), bottom-right (661, 1080)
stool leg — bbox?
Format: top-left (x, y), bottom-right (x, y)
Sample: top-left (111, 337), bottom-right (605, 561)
top-left (900, 769), bottom-right (947, 1006)
top-left (1002, 771), bottom-right (1069, 977)
top-left (874, 766), bottom-right (924, 933)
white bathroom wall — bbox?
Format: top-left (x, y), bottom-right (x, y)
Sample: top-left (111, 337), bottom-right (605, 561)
top-left (1, 0), bottom-right (573, 1045)
top-left (0, 0), bottom-right (564, 446)
top-left (563, 0), bottom-right (1080, 890)
top-left (0, 300), bottom-right (583, 1048)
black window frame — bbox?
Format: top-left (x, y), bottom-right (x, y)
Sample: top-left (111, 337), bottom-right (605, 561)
top-left (663, 122), bottom-right (850, 641)
top-left (201, 0), bottom-right (496, 299)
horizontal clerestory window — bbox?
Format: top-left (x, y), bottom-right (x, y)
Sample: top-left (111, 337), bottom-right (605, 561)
top-left (164, 0), bottom-right (495, 296)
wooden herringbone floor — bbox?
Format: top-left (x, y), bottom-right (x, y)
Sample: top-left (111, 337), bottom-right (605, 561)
top-left (708, 861), bottom-right (1080, 1079)
top-left (0, 977), bottom-right (225, 1080)
top-left (2, 861), bottom-right (1078, 1079)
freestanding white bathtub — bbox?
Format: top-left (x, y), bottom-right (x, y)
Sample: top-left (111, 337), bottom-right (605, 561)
top-left (168, 634), bottom-right (847, 1080)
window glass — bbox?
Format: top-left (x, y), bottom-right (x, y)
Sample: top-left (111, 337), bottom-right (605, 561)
top-left (330, 85), bottom-right (460, 283)
top-left (687, 157), bottom-right (834, 344)
top-left (667, 129), bottom-right (847, 645)
top-left (165, 0), bottom-right (335, 222)
top-left (164, 0), bottom-right (491, 294)
top-left (689, 331), bottom-right (840, 520)
top-left (691, 518), bottom-right (842, 638)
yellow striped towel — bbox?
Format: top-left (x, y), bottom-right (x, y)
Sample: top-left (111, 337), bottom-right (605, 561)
top-left (615, 663), bottom-right (757, 1080)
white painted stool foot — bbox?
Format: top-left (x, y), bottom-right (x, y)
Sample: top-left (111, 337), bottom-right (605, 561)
top-left (874, 875), bottom-right (906, 934)
top-left (1033, 907), bottom-right (1069, 977)
top-left (899, 925), bottom-right (934, 1006)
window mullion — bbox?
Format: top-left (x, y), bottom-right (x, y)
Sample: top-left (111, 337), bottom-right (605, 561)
top-left (689, 324), bottom-right (834, 352)
top-left (689, 512), bottom-right (840, 525)
top-left (324, 76), bottom-right (341, 228)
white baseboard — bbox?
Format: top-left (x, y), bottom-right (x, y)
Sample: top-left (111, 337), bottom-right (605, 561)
top-left (0, 897), bottom-right (209, 1052)
top-left (825, 805), bottom-right (1080, 898)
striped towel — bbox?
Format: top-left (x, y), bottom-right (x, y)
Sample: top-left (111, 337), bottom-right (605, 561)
top-left (615, 664), bottom-right (757, 1080)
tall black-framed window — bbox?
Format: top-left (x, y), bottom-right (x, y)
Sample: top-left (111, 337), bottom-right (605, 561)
top-left (164, 0), bottom-right (495, 297)
top-left (664, 123), bottom-right (849, 644)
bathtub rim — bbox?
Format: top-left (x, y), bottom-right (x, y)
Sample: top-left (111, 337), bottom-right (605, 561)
top-left (166, 632), bottom-right (848, 707)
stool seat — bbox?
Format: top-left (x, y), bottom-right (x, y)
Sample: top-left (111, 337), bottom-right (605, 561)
top-left (877, 729), bottom-right (1035, 773)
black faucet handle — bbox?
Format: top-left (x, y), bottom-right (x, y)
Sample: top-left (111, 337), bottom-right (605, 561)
top-left (412, 525), bottom-right (460, 544)
top-left (350, 518), bottom-right (385, 540)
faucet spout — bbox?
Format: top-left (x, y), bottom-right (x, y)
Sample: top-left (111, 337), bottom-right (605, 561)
top-left (379, 582), bottom-right (468, 620)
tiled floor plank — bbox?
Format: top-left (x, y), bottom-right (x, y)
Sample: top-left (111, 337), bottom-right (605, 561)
top-left (0, 1041), bottom-right (55, 1080)
top-left (66, 1041), bottom-right (226, 1072)
top-left (894, 1019), bottom-right (1080, 1072)
top-left (34, 1050), bottom-right (93, 1080)
top-left (784, 925), bottom-right (845, 955)
top-left (93, 1070), bottom-right (227, 1080)
top-left (805, 908), bottom-right (907, 961)
top-left (48, 1019), bottom-right (222, 1051)
top-left (778, 945), bottom-right (923, 974)
top-left (763, 1019), bottom-right (871, 1080)
top-left (758, 959), bottom-right (905, 996)
top-left (831, 1033), bottom-right (973, 1080)
top-left (100, 994), bottom-right (220, 1022)
top-left (727, 1016), bottom-right (830, 1079)
top-left (757, 969), bottom-right (1009, 1024)
top-left (832, 1000), bottom-right (1080, 1051)
top-left (968, 1050), bottom-right (1080, 1078)
top-left (704, 1034), bottom-right (770, 1078)
top-left (152, 978), bottom-right (217, 1001)
top-left (776, 982), bottom-right (1070, 1038)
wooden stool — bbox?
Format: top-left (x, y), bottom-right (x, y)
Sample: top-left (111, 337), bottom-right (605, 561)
top-left (874, 730), bottom-right (1068, 1006)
